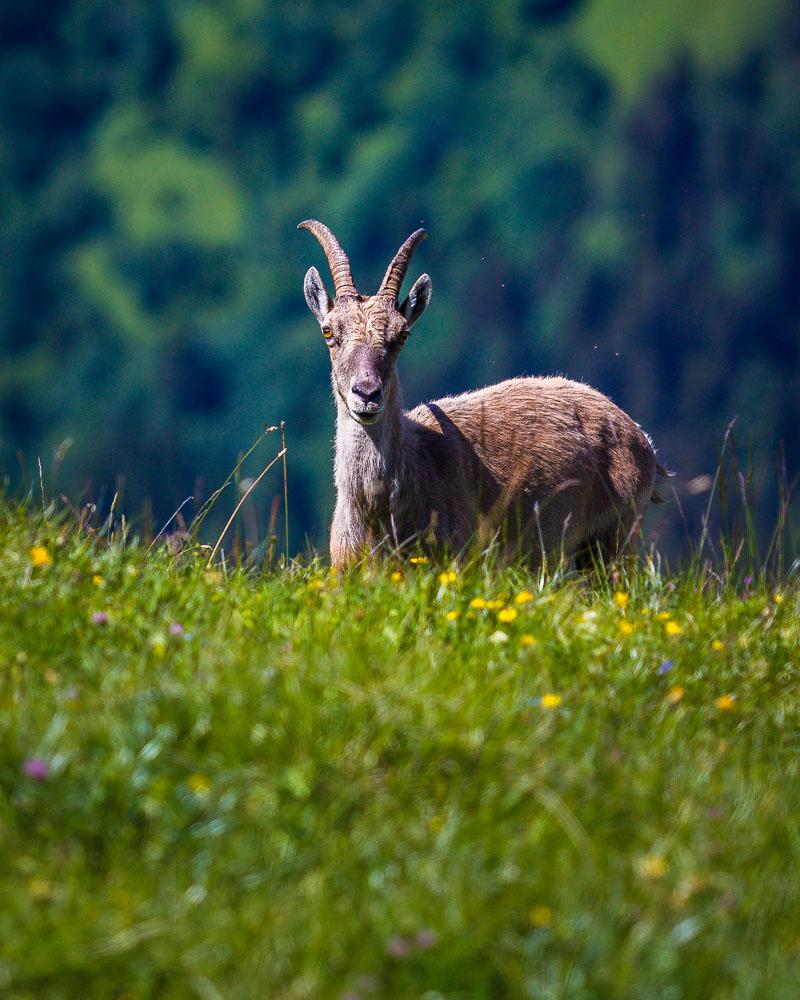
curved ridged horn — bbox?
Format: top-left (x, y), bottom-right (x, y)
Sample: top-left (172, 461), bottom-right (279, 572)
top-left (378, 228), bottom-right (427, 300)
top-left (297, 220), bottom-right (358, 298)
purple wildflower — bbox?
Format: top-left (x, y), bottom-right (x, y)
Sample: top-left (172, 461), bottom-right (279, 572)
top-left (169, 623), bottom-right (185, 636)
top-left (354, 974), bottom-right (379, 993)
top-left (91, 611), bottom-right (109, 626)
top-left (658, 660), bottom-right (674, 675)
top-left (387, 935), bottom-right (411, 959)
top-left (415, 928), bottom-right (438, 950)
top-left (23, 758), bottom-right (49, 780)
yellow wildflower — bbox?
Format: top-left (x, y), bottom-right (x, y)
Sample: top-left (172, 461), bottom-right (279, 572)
top-left (446, 610), bottom-right (461, 621)
top-left (667, 686), bottom-right (685, 704)
top-left (188, 774), bottom-right (211, 796)
top-left (665, 620), bottom-right (683, 636)
top-left (656, 611), bottom-right (672, 620)
top-left (640, 854), bottom-right (668, 879)
top-left (390, 571), bottom-right (403, 583)
top-left (613, 591), bottom-right (629, 609)
top-left (29, 546), bottom-right (52, 566)
top-left (528, 905), bottom-right (553, 927)
top-left (428, 814), bottom-right (444, 833)
top-left (640, 608), bottom-right (651, 616)
top-left (308, 577), bottom-right (324, 590)
top-left (438, 570), bottom-right (457, 586)
top-left (540, 693), bottom-right (562, 709)
top-left (619, 620), bottom-right (634, 636)
top-left (716, 694), bottom-right (736, 712)
top-left (773, 592), bottom-right (783, 604)
top-left (469, 597), bottom-right (487, 609)
top-left (409, 556), bottom-right (429, 565)
top-left (27, 877), bottom-right (55, 901)
top-left (91, 574), bottom-right (105, 588)
top-left (520, 634), bottom-right (536, 647)
top-left (514, 590), bottom-right (534, 605)
top-left (711, 639), bottom-right (725, 652)
top-left (149, 634), bottom-right (167, 658)
top-left (497, 607), bottom-right (518, 623)
top-left (486, 599), bottom-right (504, 611)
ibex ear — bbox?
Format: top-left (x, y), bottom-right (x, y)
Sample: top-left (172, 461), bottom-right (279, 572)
top-left (304, 267), bottom-right (333, 323)
top-left (399, 274), bottom-right (432, 327)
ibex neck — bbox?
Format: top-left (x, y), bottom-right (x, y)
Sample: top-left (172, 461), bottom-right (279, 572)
top-left (334, 376), bottom-right (405, 505)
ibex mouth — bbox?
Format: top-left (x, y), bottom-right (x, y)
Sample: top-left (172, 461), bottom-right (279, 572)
top-left (349, 407), bottom-right (382, 426)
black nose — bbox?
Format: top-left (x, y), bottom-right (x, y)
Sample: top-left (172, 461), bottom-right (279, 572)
top-left (351, 378), bottom-right (383, 405)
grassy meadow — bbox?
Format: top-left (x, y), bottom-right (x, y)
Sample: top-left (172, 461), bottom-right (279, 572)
top-left (1, 498), bottom-right (799, 998)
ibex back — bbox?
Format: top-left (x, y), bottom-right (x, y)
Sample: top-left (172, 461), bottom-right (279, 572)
top-left (299, 220), bottom-right (660, 570)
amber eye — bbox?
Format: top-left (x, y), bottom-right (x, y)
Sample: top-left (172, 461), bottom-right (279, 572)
top-left (322, 326), bottom-right (333, 340)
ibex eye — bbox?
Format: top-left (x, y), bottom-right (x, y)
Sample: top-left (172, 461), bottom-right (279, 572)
top-left (322, 327), bottom-right (333, 340)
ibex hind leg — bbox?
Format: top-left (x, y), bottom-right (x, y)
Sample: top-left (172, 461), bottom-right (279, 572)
top-left (575, 500), bottom-right (650, 572)
top-left (574, 531), bottom-right (618, 573)
top-left (574, 513), bottom-right (640, 573)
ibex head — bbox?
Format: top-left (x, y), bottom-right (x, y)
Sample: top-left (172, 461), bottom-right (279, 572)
top-left (299, 220), bottom-right (432, 425)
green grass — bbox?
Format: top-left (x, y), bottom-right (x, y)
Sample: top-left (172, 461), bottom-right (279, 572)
top-left (1, 500), bottom-right (799, 998)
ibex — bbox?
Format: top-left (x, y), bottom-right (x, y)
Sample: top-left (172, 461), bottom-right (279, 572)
top-left (299, 220), bottom-right (661, 570)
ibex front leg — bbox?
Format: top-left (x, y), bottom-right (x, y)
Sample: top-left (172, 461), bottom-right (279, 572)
top-left (330, 500), bottom-right (371, 570)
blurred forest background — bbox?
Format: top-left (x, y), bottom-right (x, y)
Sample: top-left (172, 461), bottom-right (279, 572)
top-left (1, 0), bottom-right (798, 555)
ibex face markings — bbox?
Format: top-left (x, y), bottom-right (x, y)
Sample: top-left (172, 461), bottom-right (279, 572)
top-left (299, 219), bottom-right (662, 570)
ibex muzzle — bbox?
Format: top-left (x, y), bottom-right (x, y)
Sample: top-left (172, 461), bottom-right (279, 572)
top-left (299, 220), bottom-right (663, 569)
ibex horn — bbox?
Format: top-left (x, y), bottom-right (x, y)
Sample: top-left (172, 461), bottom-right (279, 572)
top-left (297, 220), bottom-right (358, 298)
top-left (378, 228), bottom-right (428, 301)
